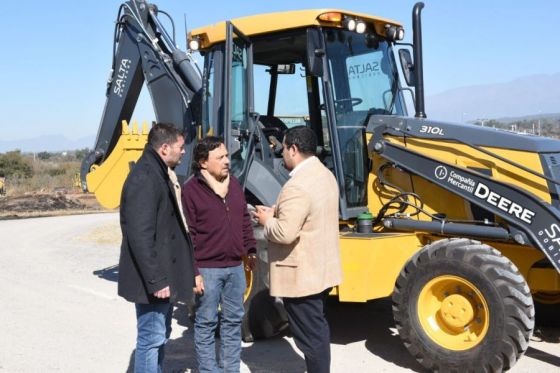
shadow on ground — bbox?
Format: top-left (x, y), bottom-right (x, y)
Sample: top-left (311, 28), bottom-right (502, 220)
top-left (93, 264), bottom-right (119, 282)
top-left (532, 326), bottom-right (560, 343)
top-left (125, 304), bottom-right (305, 373)
top-left (527, 327), bottom-right (560, 367)
top-left (525, 346), bottom-right (560, 367)
top-left (327, 297), bottom-right (426, 372)
top-left (96, 265), bottom-right (558, 372)
top-left (95, 265), bottom-right (304, 371)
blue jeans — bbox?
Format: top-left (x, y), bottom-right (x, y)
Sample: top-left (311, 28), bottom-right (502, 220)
top-left (134, 302), bottom-right (172, 373)
top-left (195, 264), bottom-right (246, 373)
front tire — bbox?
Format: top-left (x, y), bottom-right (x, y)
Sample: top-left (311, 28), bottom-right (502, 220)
top-left (392, 238), bottom-right (534, 372)
top-left (241, 226), bottom-right (288, 342)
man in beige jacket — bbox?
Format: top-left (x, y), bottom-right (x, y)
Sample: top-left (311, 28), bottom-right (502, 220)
top-left (255, 126), bottom-right (342, 373)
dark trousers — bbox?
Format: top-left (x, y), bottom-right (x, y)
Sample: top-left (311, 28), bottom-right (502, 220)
top-left (283, 288), bottom-right (332, 373)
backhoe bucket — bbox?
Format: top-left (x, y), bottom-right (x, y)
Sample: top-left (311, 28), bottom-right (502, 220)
top-left (86, 120), bottom-right (149, 209)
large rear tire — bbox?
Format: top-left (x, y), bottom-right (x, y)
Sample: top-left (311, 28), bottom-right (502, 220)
top-left (241, 226), bottom-right (288, 342)
top-left (392, 238), bottom-right (534, 372)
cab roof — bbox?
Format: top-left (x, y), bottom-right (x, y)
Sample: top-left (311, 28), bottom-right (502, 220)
top-left (188, 9), bottom-right (402, 50)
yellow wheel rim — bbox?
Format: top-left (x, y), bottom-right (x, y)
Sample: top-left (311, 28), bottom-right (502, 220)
top-left (242, 256), bottom-right (254, 302)
top-left (417, 275), bottom-right (490, 351)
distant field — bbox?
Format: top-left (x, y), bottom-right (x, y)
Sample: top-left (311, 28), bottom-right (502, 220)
top-left (0, 149), bottom-right (107, 219)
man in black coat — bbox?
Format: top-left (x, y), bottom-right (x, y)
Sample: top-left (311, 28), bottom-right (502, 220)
top-left (118, 123), bottom-right (195, 373)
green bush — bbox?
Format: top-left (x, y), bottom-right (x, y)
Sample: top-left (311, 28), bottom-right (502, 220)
top-left (0, 151), bottom-right (33, 178)
top-left (75, 148), bottom-right (90, 161)
top-left (37, 151), bottom-right (52, 160)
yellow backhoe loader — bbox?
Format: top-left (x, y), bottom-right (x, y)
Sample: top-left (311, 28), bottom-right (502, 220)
top-left (81, 1), bottom-right (560, 370)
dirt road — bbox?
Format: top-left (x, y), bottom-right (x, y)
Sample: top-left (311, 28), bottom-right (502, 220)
top-left (0, 213), bottom-right (558, 372)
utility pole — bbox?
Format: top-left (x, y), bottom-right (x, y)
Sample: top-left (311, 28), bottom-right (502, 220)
top-left (537, 110), bottom-right (542, 136)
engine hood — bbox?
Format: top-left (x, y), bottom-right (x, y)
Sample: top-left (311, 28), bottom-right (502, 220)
top-left (366, 115), bottom-right (560, 153)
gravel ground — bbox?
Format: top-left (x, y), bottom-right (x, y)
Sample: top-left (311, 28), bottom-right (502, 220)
top-left (0, 213), bottom-right (558, 372)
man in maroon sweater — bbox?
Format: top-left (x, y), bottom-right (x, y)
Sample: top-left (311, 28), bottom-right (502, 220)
top-left (181, 136), bottom-right (256, 373)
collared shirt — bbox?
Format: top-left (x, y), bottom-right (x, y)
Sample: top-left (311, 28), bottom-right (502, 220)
top-left (289, 156), bottom-right (317, 178)
top-left (168, 167), bottom-right (189, 232)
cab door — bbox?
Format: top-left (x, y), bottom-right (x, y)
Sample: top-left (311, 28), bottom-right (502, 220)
top-left (223, 21), bottom-right (256, 186)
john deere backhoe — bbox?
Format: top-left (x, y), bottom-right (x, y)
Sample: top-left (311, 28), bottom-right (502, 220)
top-left (82, 1), bottom-right (560, 371)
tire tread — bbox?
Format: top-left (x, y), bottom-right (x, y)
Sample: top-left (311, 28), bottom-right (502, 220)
top-left (392, 238), bottom-right (534, 372)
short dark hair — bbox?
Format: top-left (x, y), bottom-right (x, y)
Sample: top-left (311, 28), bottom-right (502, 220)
top-left (147, 123), bottom-right (183, 150)
top-left (192, 136), bottom-right (225, 172)
top-left (283, 126), bottom-right (317, 156)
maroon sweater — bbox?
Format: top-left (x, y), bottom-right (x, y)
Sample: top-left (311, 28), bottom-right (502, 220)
top-left (181, 174), bottom-right (256, 274)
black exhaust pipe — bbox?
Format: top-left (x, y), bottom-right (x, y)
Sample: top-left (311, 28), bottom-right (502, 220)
top-left (412, 2), bottom-right (426, 119)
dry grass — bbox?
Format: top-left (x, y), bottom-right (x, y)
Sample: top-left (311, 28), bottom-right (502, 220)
top-left (0, 191), bottom-right (108, 220)
top-left (74, 220), bottom-right (122, 245)
top-left (5, 159), bottom-right (81, 197)
top-left (0, 154), bottom-right (112, 219)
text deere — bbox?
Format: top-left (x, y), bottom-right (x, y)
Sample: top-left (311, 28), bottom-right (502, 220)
top-left (473, 183), bottom-right (535, 224)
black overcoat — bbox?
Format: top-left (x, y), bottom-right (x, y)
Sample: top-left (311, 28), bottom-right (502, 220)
top-left (117, 146), bottom-right (195, 304)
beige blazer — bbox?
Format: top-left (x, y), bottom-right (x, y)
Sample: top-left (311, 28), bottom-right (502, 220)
top-left (264, 157), bottom-right (342, 297)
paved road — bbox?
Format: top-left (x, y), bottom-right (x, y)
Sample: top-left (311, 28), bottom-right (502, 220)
top-left (0, 213), bottom-right (559, 372)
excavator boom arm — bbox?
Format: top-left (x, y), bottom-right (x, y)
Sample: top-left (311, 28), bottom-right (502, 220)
top-left (80, 0), bottom-right (202, 192)
top-left (370, 122), bottom-right (560, 273)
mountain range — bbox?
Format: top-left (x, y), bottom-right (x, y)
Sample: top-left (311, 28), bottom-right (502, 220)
top-left (2, 72), bottom-right (559, 153)
top-left (426, 73), bottom-right (560, 123)
top-left (0, 135), bottom-right (95, 153)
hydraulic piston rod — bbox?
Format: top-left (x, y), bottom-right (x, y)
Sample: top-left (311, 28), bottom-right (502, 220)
top-left (384, 218), bottom-right (510, 241)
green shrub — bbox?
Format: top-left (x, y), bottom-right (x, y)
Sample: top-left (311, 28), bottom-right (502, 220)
top-left (0, 151), bottom-right (33, 178)
top-left (37, 151), bottom-right (52, 160)
top-left (75, 148), bottom-right (90, 161)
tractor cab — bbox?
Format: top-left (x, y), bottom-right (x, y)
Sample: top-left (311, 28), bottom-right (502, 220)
top-left (189, 9), bottom-right (408, 218)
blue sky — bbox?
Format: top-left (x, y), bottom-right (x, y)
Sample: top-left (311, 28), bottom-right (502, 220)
top-left (1, 0), bottom-right (559, 141)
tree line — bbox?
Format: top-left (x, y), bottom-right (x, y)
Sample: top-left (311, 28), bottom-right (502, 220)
top-left (472, 117), bottom-right (560, 137)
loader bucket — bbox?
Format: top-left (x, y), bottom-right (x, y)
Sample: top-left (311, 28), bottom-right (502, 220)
top-left (86, 120), bottom-right (149, 209)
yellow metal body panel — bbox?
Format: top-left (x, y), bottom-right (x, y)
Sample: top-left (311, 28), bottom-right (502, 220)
top-left (86, 121), bottom-right (149, 209)
top-left (448, 240), bottom-right (560, 294)
top-left (366, 135), bottom-right (551, 230)
top-left (337, 232), bottom-right (424, 302)
top-left (362, 133), bottom-right (560, 294)
top-left (366, 128), bottom-right (560, 294)
top-left (189, 9), bottom-right (401, 50)
top-left (336, 228), bottom-right (560, 302)
top-left (388, 137), bottom-right (549, 202)
top-left (528, 268), bottom-right (560, 292)
top-left (490, 242), bottom-right (545, 278)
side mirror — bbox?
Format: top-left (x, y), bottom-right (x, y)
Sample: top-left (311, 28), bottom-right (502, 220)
top-left (306, 28), bottom-right (324, 77)
top-left (399, 49), bottom-right (416, 87)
